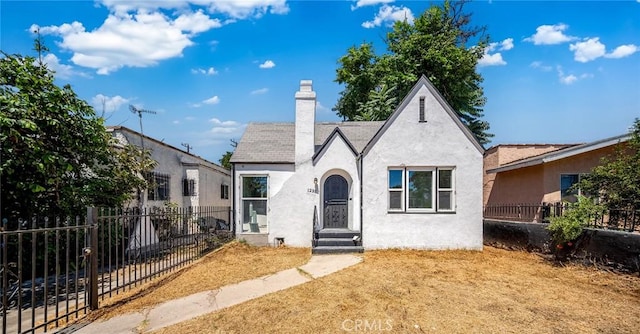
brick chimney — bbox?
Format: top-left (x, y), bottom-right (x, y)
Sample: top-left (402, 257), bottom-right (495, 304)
top-left (295, 80), bottom-right (316, 165)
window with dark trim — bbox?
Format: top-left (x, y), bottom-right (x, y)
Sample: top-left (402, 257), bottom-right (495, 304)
top-left (221, 184), bottom-right (229, 199)
top-left (147, 172), bottom-right (170, 201)
top-left (387, 167), bottom-right (455, 212)
top-left (183, 178), bottom-right (196, 196)
top-left (419, 96), bottom-right (426, 122)
top-left (560, 173), bottom-right (588, 202)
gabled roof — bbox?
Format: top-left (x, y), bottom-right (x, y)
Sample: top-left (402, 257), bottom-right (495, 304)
top-left (230, 122), bottom-right (383, 164)
top-left (106, 125), bottom-right (230, 174)
top-left (362, 75), bottom-right (485, 156)
top-left (487, 133), bottom-right (631, 173)
top-left (312, 127), bottom-right (358, 164)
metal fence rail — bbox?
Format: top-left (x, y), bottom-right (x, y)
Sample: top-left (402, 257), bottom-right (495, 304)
top-left (1, 205), bottom-right (231, 334)
top-left (588, 209), bottom-right (639, 232)
top-left (93, 206), bottom-right (231, 301)
top-left (1, 215), bottom-right (90, 334)
top-left (483, 203), bottom-right (566, 224)
top-left (484, 203), bottom-right (639, 233)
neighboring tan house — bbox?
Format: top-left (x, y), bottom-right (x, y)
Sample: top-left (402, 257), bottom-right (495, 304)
top-left (230, 76), bottom-right (484, 252)
top-left (107, 126), bottom-right (231, 209)
top-left (484, 134), bottom-right (630, 206)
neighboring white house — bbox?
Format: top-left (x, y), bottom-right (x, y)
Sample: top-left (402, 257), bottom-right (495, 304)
top-left (108, 126), bottom-right (231, 209)
top-left (230, 77), bottom-right (484, 252)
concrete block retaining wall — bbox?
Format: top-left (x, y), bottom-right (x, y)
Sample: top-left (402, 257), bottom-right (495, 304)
top-left (484, 219), bottom-right (640, 272)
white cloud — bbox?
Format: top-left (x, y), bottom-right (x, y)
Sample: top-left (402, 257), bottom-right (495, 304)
top-left (91, 94), bottom-right (129, 112)
top-left (559, 74), bottom-right (578, 85)
top-left (569, 37), bottom-right (606, 63)
top-left (530, 61), bottom-right (552, 72)
top-left (351, 0), bottom-right (394, 10)
top-left (209, 118), bottom-right (240, 127)
top-left (604, 44), bottom-right (639, 59)
top-left (188, 103), bottom-right (202, 108)
top-left (259, 60), bottom-right (275, 69)
top-left (251, 88), bottom-right (269, 95)
top-left (202, 95), bottom-right (220, 105)
top-left (173, 9), bottom-right (222, 33)
top-left (478, 38), bottom-right (513, 67)
top-left (556, 66), bottom-right (591, 85)
top-left (99, 0), bottom-right (289, 19)
top-left (194, 117), bottom-right (247, 147)
top-left (40, 53), bottom-right (86, 79)
top-left (478, 53), bottom-right (506, 67)
top-left (316, 101), bottom-right (331, 113)
top-left (362, 5), bottom-right (413, 28)
top-left (524, 24), bottom-right (576, 45)
top-left (499, 38), bottom-right (514, 51)
top-left (205, 0), bottom-right (289, 19)
top-left (33, 10), bottom-right (221, 75)
top-left (191, 67), bottom-right (218, 75)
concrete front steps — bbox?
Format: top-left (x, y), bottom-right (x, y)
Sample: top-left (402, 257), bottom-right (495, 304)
top-left (312, 229), bottom-right (364, 254)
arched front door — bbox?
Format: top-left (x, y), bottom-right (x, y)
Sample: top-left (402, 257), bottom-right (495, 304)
top-left (323, 175), bottom-right (348, 229)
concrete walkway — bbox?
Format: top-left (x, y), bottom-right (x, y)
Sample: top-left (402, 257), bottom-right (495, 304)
top-left (67, 254), bottom-right (362, 334)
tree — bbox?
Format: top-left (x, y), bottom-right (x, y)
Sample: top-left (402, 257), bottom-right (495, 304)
top-left (0, 40), bottom-right (152, 219)
top-left (218, 139), bottom-right (237, 170)
top-left (334, 0), bottom-right (492, 144)
top-left (578, 118), bottom-right (640, 210)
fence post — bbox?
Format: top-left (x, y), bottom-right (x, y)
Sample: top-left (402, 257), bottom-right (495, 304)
top-left (86, 207), bottom-right (99, 310)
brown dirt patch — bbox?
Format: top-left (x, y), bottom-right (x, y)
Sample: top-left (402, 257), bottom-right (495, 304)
top-left (89, 241), bottom-right (310, 321)
top-left (155, 246), bottom-right (640, 334)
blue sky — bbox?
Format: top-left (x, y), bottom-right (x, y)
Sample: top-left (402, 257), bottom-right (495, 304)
top-left (2, 0), bottom-right (639, 163)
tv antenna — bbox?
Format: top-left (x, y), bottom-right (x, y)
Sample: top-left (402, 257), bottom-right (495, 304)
top-left (129, 105), bottom-right (157, 151)
top-left (181, 142), bottom-right (193, 153)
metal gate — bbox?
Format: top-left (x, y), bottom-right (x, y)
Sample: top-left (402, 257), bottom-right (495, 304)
top-left (323, 175), bottom-right (348, 229)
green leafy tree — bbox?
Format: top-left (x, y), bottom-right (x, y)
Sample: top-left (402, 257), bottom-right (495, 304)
top-left (219, 151), bottom-right (233, 170)
top-left (218, 139), bottom-right (237, 170)
top-left (354, 84), bottom-right (397, 121)
top-left (578, 118), bottom-right (640, 210)
top-left (335, 0), bottom-right (492, 144)
top-left (0, 40), bottom-right (152, 219)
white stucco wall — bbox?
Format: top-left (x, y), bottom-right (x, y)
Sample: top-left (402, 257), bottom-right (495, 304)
top-left (112, 128), bottom-right (231, 208)
top-left (362, 85), bottom-right (484, 250)
top-left (313, 134), bottom-right (361, 231)
top-left (234, 134), bottom-right (362, 247)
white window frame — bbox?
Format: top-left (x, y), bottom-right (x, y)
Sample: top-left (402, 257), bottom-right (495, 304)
top-left (387, 167), bottom-right (456, 213)
top-left (240, 175), bottom-right (268, 233)
top-left (437, 168), bottom-right (455, 212)
top-left (388, 168), bottom-right (404, 212)
top-left (406, 167), bottom-right (436, 213)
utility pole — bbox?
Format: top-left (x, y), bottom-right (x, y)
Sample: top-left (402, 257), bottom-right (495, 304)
top-left (181, 142), bottom-right (193, 153)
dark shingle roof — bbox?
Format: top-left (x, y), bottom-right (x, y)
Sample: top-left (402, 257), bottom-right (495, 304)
top-left (230, 121), bottom-right (384, 163)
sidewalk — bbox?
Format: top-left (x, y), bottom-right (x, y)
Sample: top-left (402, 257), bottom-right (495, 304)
top-left (66, 254), bottom-right (362, 334)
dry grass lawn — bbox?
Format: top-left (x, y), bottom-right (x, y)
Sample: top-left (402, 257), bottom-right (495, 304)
top-left (154, 246), bottom-right (640, 334)
top-left (90, 241), bottom-right (310, 320)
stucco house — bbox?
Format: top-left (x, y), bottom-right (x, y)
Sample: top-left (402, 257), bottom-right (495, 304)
top-left (230, 77), bottom-right (484, 253)
top-left (484, 134), bottom-right (630, 207)
top-left (108, 126), bottom-right (232, 209)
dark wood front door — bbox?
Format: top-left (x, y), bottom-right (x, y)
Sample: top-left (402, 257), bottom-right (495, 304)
top-left (323, 175), bottom-right (348, 229)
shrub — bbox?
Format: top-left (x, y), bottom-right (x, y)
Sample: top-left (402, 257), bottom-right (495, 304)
top-left (547, 195), bottom-right (603, 248)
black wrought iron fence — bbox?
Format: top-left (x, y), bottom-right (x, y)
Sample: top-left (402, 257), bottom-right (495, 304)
top-left (1, 205), bottom-right (232, 334)
top-left (483, 203), bottom-right (567, 224)
top-left (1, 214), bottom-right (90, 334)
top-left (484, 203), bottom-right (639, 233)
top-left (92, 206), bottom-right (231, 301)
top-left (588, 209), bottom-right (639, 232)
